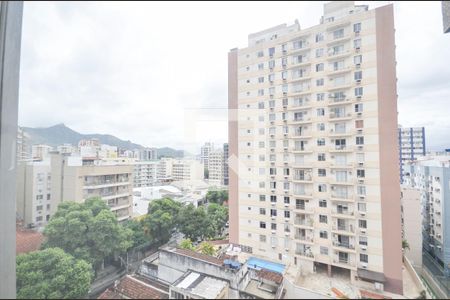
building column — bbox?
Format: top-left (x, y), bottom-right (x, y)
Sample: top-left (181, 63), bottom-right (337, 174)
top-left (328, 264), bottom-right (332, 277)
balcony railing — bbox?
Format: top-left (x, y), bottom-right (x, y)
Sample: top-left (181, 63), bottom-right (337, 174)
top-left (295, 250), bottom-right (315, 258)
top-left (332, 225), bottom-right (355, 233)
top-left (333, 241), bottom-right (355, 250)
top-left (294, 234), bottom-right (314, 242)
top-left (332, 209), bottom-right (354, 216)
top-left (295, 217), bottom-right (314, 227)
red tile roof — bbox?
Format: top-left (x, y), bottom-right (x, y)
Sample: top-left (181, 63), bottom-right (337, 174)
top-left (360, 289), bottom-right (391, 299)
top-left (98, 275), bottom-right (168, 299)
top-left (16, 225), bottom-right (44, 255)
top-left (174, 248), bottom-right (224, 266)
top-left (255, 269), bottom-right (283, 284)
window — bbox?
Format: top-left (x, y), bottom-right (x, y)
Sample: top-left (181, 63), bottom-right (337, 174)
top-left (260, 235), bottom-right (267, 242)
top-left (283, 168), bottom-right (290, 176)
top-left (356, 136), bottom-right (364, 145)
top-left (319, 199), bottom-right (327, 207)
top-left (316, 63), bottom-right (324, 72)
top-left (259, 182), bottom-right (265, 188)
top-left (259, 208), bottom-right (266, 215)
top-left (284, 210), bottom-right (290, 218)
top-left (318, 153), bottom-right (326, 161)
top-left (259, 128), bottom-right (265, 135)
top-left (357, 169), bottom-right (365, 178)
top-left (320, 230), bottom-right (328, 239)
top-left (271, 223), bottom-right (277, 230)
top-left (258, 76), bottom-right (264, 83)
top-left (36, 195), bottom-right (43, 200)
top-left (316, 78), bottom-right (324, 86)
top-left (270, 167), bottom-right (277, 175)
top-left (316, 93), bottom-right (324, 101)
top-left (259, 141), bottom-right (265, 148)
top-left (257, 50), bottom-right (264, 57)
top-left (269, 60), bottom-right (275, 69)
top-left (269, 87), bottom-right (276, 95)
top-left (333, 28), bottom-right (344, 39)
top-left (258, 63), bottom-right (264, 70)
top-left (357, 185), bottom-right (366, 195)
top-left (260, 195), bottom-right (266, 201)
top-left (271, 195), bottom-right (277, 203)
top-left (271, 209), bottom-right (277, 217)
top-left (354, 39), bottom-right (361, 49)
top-left (358, 202), bottom-right (367, 212)
top-left (355, 103), bottom-right (363, 112)
top-left (47, 194), bottom-right (51, 200)
top-left (259, 155), bottom-right (265, 162)
top-left (319, 215), bottom-right (328, 223)
top-left (354, 22), bottom-right (362, 33)
top-left (282, 43), bottom-right (287, 53)
top-left (354, 71), bottom-right (362, 81)
top-left (359, 219), bottom-right (367, 228)
top-left (355, 87), bottom-right (363, 97)
top-left (260, 222), bottom-right (266, 229)
top-left (317, 123), bottom-right (325, 131)
top-left (258, 101), bottom-right (264, 109)
top-left (36, 205), bottom-right (43, 211)
top-left (282, 57), bottom-right (288, 67)
top-left (46, 204), bottom-right (50, 210)
top-left (281, 71), bottom-right (288, 80)
top-left (284, 196), bottom-right (290, 204)
top-left (315, 32), bottom-right (324, 42)
top-left (359, 236), bottom-right (368, 246)
top-left (318, 169), bottom-right (326, 177)
top-left (317, 108), bottom-right (325, 116)
top-left (333, 60), bottom-right (344, 71)
top-left (269, 47), bottom-right (275, 56)
top-left (316, 48), bottom-right (324, 58)
top-left (246, 66), bottom-right (250, 71)
top-left (360, 254), bottom-right (368, 263)
top-left (268, 73), bottom-right (275, 82)
top-left (355, 120), bottom-right (364, 128)
top-left (36, 216), bottom-right (43, 222)
top-left (318, 184), bottom-right (327, 192)
top-left (354, 55), bottom-right (362, 64)
top-left (270, 181), bottom-right (277, 189)
top-left (317, 138), bottom-right (325, 146)
top-left (320, 246), bottom-right (329, 255)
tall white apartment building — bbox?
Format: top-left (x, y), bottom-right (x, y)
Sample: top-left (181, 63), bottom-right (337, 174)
top-left (78, 138), bottom-right (101, 158)
top-left (228, 1), bottom-right (402, 294)
top-left (404, 155), bottom-right (450, 298)
top-left (201, 142), bottom-right (214, 167)
top-left (16, 159), bottom-right (52, 228)
top-left (57, 143), bottom-right (77, 155)
top-left (133, 161), bottom-right (158, 187)
top-left (172, 159), bottom-right (204, 182)
top-left (17, 127), bottom-right (31, 161)
top-left (139, 148), bottom-right (158, 161)
top-left (31, 144), bottom-right (53, 160)
top-left (398, 126), bottom-right (426, 183)
top-left (208, 149), bottom-right (225, 186)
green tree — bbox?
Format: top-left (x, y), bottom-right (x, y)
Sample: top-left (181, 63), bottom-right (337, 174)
top-left (402, 239), bottom-right (410, 251)
top-left (179, 238), bottom-right (195, 250)
top-left (197, 242), bottom-right (216, 256)
top-left (43, 197), bottom-right (132, 269)
top-left (178, 204), bottom-right (214, 241)
top-left (17, 247), bottom-right (93, 299)
top-left (123, 219), bottom-right (151, 248)
top-left (205, 190), bottom-right (228, 205)
top-left (207, 203), bottom-right (229, 237)
top-left (143, 198), bottom-right (181, 243)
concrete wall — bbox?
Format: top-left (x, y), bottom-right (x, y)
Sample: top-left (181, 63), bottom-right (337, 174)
top-left (0, 1), bottom-right (23, 298)
top-left (282, 276), bottom-right (332, 299)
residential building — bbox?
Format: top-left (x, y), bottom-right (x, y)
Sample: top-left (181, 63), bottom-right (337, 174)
top-left (133, 161), bottom-right (158, 187)
top-left (401, 186), bottom-right (423, 270)
top-left (57, 143), bottom-right (77, 155)
top-left (224, 143), bottom-right (229, 185)
top-left (78, 138), bottom-right (101, 158)
top-left (228, 1), bottom-right (403, 295)
top-left (31, 144), bottom-right (53, 160)
top-left (139, 147), bottom-right (158, 161)
top-left (17, 127), bottom-right (31, 161)
top-left (404, 155), bottom-right (450, 298)
top-left (171, 159), bottom-right (204, 182)
top-left (50, 153), bottom-right (134, 222)
top-left (99, 144), bottom-right (118, 159)
top-left (398, 126), bottom-right (426, 183)
top-left (208, 149), bottom-right (225, 186)
top-left (16, 159), bottom-right (52, 228)
top-left (443, 1), bottom-right (450, 33)
top-left (201, 142), bottom-right (214, 168)
top-left (157, 157), bottom-right (173, 183)
top-left (170, 271), bottom-right (229, 299)
top-left (0, 2), bottom-right (24, 297)
top-left (97, 274), bottom-right (169, 299)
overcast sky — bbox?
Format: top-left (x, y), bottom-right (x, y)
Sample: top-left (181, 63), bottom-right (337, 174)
top-left (18, 1), bottom-right (450, 152)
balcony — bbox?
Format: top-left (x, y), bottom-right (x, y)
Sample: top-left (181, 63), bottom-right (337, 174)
top-left (327, 50), bottom-right (352, 60)
top-left (329, 145), bottom-right (352, 152)
top-left (289, 117), bottom-right (312, 125)
top-left (290, 132), bottom-right (312, 139)
top-left (332, 241), bottom-right (355, 250)
top-left (331, 208), bottom-right (354, 217)
top-left (295, 250), bottom-right (315, 259)
top-left (293, 174), bottom-right (312, 182)
top-left (332, 224), bottom-right (355, 234)
top-left (294, 216), bottom-right (314, 227)
top-left (328, 112), bottom-right (353, 120)
top-left (328, 96), bottom-right (352, 106)
top-left (294, 234), bottom-right (314, 243)
top-left (295, 204), bottom-right (314, 214)
top-left (292, 147), bottom-right (313, 153)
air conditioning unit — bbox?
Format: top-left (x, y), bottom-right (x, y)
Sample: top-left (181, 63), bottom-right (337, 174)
top-left (356, 63), bottom-right (361, 68)
top-left (358, 179), bottom-right (364, 184)
top-left (356, 79), bottom-right (361, 84)
top-left (360, 245), bottom-right (367, 251)
top-left (358, 162), bottom-right (364, 166)
top-left (360, 211), bottom-right (366, 217)
top-left (361, 263), bottom-right (368, 269)
top-left (360, 228), bottom-right (366, 234)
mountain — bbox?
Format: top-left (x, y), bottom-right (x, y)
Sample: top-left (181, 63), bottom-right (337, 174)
top-left (22, 124), bottom-right (185, 158)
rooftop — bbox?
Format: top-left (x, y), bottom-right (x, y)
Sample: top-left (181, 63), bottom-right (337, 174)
top-left (97, 275), bottom-right (168, 299)
top-left (244, 279), bottom-right (278, 299)
top-left (16, 221), bottom-right (44, 255)
top-left (173, 270), bottom-right (228, 299)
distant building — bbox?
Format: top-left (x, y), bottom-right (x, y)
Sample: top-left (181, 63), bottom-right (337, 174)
top-left (200, 142), bottom-right (214, 168)
top-left (16, 159), bottom-right (52, 228)
top-left (31, 144), bottom-right (52, 160)
top-left (223, 143), bottom-right (229, 186)
top-left (17, 127), bottom-right (30, 161)
top-left (404, 155), bottom-right (450, 298)
top-left (50, 153), bottom-right (134, 222)
top-left (133, 161), bottom-right (158, 188)
top-left (443, 1), bottom-right (450, 33)
top-left (78, 138), bottom-right (101, 158)
top-left (171, 159), bottom-right (204, 182)
top-left (398, 126), bottom-right (426, 182)
top-left (57, 143), bottom-right (76, 155)
top-left (208, 149), bottom-right (224, 186)
top-left (139, 148), bottom-right (158, 161)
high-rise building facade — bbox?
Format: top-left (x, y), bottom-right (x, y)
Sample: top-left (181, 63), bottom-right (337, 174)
top-left (208, 149), bottom-right (224, 186)
top-left (228, 1), bottom-right (402, 294)
top-left (404, 155), bottom-right (450, 298)
top-left (139, 147), bottom-right (158, 161)
top-left (201, 142), bottom-right (213, 167)
top-left (17, 127), bottom-right (31, 161)
top-left (398, 126), bottom-right (426, 183)
top-left (31, 144), bottom-right (53, 160)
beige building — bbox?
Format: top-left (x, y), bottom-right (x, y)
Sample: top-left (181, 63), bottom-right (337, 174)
top-left (50, 153), bottom-right (134, 222)
top-left (401, 186), bottom-right (423, 270)
top-left (228, 1), bottom-right (403, 295)
top-left (171, 159), bottom-right (204, 182)
top-left (17, 127), bottom-right (30, 161)
top-left (208, 149), bottom-right (225, 186)
top-left (16, 159), bottom-right (52, 228)
top-left (31, 144), bottom-right (52, 160)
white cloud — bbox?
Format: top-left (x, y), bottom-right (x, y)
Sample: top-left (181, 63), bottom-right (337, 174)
top-left (18, 1), bottom-right (450, 150)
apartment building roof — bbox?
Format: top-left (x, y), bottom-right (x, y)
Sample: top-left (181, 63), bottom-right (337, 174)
top-left (172, 270), bottom-right (228, 299)
top-left (173, 248), bottom-right (224, 266)
top-left (16, 222), bottom-right (44, 255)
top-left (255, 269), bottom-right (283, 285)
top-left (97, 275), bottom-right (168, 299)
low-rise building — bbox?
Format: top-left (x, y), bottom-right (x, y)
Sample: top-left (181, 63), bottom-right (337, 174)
top-left (170, 270), bottom-right (229, 299)
top-left (97, 274), bottom-right (169, 299)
